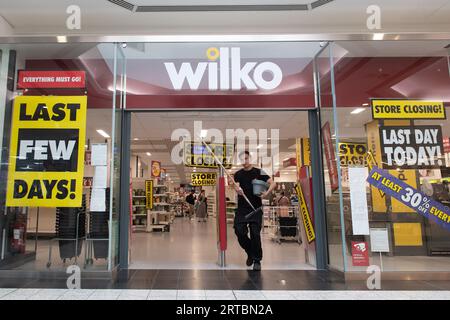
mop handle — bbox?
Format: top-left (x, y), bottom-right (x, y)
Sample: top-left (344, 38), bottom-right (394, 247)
top-left (197, 138), bottom-right (257, 211)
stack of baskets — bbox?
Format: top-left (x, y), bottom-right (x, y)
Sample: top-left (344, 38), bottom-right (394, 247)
top-left (89, 188), bottom-right (110, 259)
top-left (56, 194), bottom-right (86, 260)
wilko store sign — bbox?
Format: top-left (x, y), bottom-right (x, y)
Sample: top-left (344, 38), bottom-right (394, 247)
top-left (18, 71), bottom-right (86, 89)
top-left (164, 47), bottom-right (283, 91)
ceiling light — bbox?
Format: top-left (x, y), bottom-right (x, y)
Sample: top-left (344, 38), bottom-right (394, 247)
top-left (146, 152), bottom-right (151, 156)
top-left (373, 33), bottom-right (385, 41)
top-left (96, 129), bottom-right (110, 138)
top-left (134, 138), bottom-right (139, 141)
top-left (200, 130), bottom-right (208, 138)
top-left (257, 144), bottom-right (263, 149)
top-left (56, 36), bottom-right (67, 43)
top-left (351, 108), bottom-right (365, 115)
top-left (362, 103), bottom-right (369, 107)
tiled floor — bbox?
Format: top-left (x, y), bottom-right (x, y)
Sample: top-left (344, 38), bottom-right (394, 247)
top-left (1, 288), bottom-right (450, 300)
top-left (129, 217), bottom-right (311, 270)
top-left (3, 269), bottom-right (450, 291)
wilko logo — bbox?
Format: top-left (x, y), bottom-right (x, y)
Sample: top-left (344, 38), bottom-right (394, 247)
top-left (164, 47), bottom-right (283, 91)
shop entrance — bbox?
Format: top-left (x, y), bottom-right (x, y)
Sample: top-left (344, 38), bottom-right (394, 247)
top-left (126, 110), bottom-right (317, 270)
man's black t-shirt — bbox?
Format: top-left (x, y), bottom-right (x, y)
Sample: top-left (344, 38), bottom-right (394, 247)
top-left (234, 167), bottom-right (270, 222)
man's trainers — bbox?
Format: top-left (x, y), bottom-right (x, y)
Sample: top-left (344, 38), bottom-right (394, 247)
top-left (246, 256), bottom-right (253, 267)
top-left (253, 261), bottom-right (261, 271)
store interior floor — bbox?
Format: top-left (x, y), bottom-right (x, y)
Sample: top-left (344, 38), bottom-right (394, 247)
top-left (130, 215), bottom-right (313, 270)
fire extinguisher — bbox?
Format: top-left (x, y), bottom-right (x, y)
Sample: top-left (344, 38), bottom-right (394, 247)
top-left (11, 221), bottom-right (26, 254)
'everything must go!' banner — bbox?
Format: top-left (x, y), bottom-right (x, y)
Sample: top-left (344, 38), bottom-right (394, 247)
top-left (6, 96), bottom-right (87, 207)
top-left (367, 167), bottom-right (450, 232)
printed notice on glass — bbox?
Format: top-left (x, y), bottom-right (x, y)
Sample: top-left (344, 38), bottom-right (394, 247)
top-left (93, 166), bottom-right (107, 189)
top-left (90, 188), bottom-right (106, 212)
top-left (349, 167), bottom-right (370, 235)
top-left (91, 143), bottom-right (108, 166)
top-left (370, 228), bottom-right (390, 252)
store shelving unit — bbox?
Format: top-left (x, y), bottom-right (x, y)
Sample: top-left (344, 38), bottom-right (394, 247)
top-left (132, 188), bottom-right (147, 232)
top-left (147, 184), bottom-right (174, 232)
top-left (207, 191), bottom-right (216, 217)
top-left (131, 177), bottom-right (149, 232)
top-left (226, 201), bottom-right (236, 224)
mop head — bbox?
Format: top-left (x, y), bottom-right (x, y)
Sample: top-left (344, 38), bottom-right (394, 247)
top-left (244, 207), bottom-right (263, 220)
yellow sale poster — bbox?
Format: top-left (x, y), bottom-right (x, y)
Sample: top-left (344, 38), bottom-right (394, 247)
top-left (6, 96), bottom-right (87, 207)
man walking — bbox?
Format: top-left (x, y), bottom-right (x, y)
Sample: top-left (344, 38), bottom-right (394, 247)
top-left (233, 151), bottom-right (276, 271)
top-left (185, 190), bottom-right (196, 220)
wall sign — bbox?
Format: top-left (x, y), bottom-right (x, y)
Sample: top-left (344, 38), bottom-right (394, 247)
top-left (17, 70), bottom-right (86, 89)
top-left (369, 228), bottom-right (390, 252)
top-left (349, 167), bottom-right (370, 235)
top-left (367, 167), bottom-right (450, 232)
top-left (338, 142), bottom-right (367, 166)
top-left (6, 96), bottom-right (87, 207)
top-left (191, 172), bottom-right (217, 186)
top-left (379, 125), bottom-right (444, 169)
top-left (351, 241), bottom-right (370, 266)
top-left (371, 99), bottom-right (446, 120)
top-left (165, 47), bottom-right (283, 91)
top-left (145, 180), bottom-right (153, 209)
top-left (183, 141), bottom-right (234, 169)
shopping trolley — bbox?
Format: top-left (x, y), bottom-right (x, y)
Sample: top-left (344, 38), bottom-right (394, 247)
top-left (267, 206), bottom-right (302, 245)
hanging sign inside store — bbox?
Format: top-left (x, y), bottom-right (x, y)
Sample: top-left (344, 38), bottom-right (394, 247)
top-left (295, 184), bottom-right (315, 243)
top-left (151, 161), bottom-right (161, 178)
top-left (338, 142), bottom-right (367, 166)
top-left (17, 70), bottom-right (86, 89)
top-left (191, 172), bottom-right (217, 186)
top-left (371, 99), bottom-right (446, 120)
top-left (351, 242), bottom-right (370, 266)
top-left (379, 125), bottom-right (444, 169)
top-left (367, 167), bottom-right (450, 232)
top-left (184, 141), bottom-right (234, 169)
top-left (6, 96), bottom-right (87, 207)
top-left (145, 180), bottom-right (153, 209)
top-left (321, 122), bottom-right (339, 192)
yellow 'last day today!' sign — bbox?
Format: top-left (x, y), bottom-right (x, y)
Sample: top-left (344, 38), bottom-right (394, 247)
top-left (371, 99), bottom-right (446, 120)
top-left (6, 96), bottom-right (87, 207)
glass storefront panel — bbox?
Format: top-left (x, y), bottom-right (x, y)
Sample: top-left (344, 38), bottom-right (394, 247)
top-left (316, 43), bottom-right (347, 271)
top-left (0, 43), bottom-right (119, 272)
top-left (332, 40), bottom-right (450, 272)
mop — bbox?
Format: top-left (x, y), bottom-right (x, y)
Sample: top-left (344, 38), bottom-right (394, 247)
top-left (196, 138), bottom-right (263, 220)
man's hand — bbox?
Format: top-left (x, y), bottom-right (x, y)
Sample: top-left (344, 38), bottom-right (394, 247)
top-left (236, 187), bottom-right (244, 196)
top-left (260, 191), bottom-right (270, 199)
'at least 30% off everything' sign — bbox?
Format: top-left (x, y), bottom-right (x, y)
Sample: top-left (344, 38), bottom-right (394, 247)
top-left (367, 166), bottom-right (450, 231)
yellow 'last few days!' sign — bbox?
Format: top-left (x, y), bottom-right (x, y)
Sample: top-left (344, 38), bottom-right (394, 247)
top-left (6, 96), bottom-right (87, 207)
top-left (371, 99), bottom-right (446, 120)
